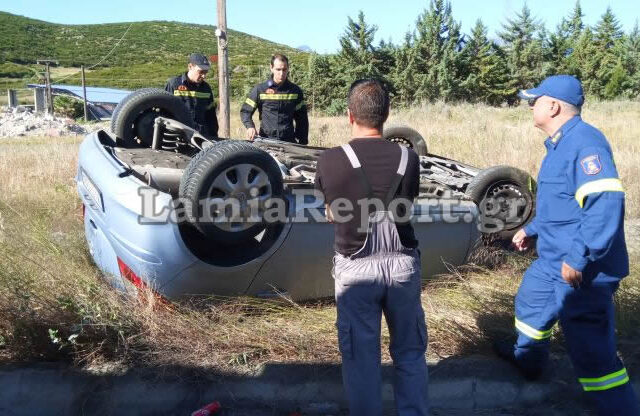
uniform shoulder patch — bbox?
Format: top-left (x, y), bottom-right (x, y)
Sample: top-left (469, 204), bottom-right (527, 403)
top-left (580, 154), bottom-right (602, 175)
top-left (177, 85), bottom-right (187, 91)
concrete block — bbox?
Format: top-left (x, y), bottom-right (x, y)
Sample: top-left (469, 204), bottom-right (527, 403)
top-left (34, 88), bottom-right (46, 113)
top-left (475, 380), bottom-right (519, 408)
top-left (429, 379), bottom-right (475, 409)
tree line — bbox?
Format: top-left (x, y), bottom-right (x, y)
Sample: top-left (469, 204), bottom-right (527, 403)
top-left (291, 0), bottom-right (640, 113)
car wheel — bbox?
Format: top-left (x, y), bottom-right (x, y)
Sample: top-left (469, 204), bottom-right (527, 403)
top-left (179, 141), bottom-right (284, 244)
top-left (111, 88), bottom-right (192, 148)
top-left (383, 126), bottom-right (428, 156)
top-left (465, 165), bottom-right (536, 241)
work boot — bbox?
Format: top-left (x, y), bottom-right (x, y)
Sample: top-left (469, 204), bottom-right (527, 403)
top-left (492, 339), bottom-right (543, 381)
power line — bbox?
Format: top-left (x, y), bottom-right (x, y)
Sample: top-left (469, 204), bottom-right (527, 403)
top-left (51, 23), bottom-right (133, 84)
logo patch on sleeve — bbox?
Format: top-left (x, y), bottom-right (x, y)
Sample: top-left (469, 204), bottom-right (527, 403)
top-left (177, 85), bottom-right (187, 91)
top-left (580, 154), bottom-right (602, 175)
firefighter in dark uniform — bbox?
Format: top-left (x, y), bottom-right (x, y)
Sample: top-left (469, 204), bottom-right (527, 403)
top-left (495, 75), bottom-right (639, 415)
top-left (240, 54), bottom-right (309, 144)
top-left (165, 53), bottom-right (218, 137)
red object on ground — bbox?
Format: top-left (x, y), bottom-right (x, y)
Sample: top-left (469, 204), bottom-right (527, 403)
top-left (210, 55), bottom-right (218, 63)
top-left (191, 401), bottom-right (221, 416)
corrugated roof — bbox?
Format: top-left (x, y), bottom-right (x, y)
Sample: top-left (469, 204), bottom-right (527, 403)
top-left (27, 84), bottom-right (131, 104)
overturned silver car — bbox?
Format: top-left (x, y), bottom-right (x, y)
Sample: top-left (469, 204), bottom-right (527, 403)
top-left (76, 89), bottom-right (535, 301)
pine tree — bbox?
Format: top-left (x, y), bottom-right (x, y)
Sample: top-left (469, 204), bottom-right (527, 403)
top-left (299, 53), bottom-right (342, 113)
top-left (546, 19), bottom-right (572, 74)
top-left (549, 1), bottom-right (585, 77)
top-left (460, 19), bottom-right (515, 105)
top-left (590, 7), bottom-right (625, 97)
top-left (567, 28), bottom-right (599, 93)
top-left (336, 11), bottom-right (385, 83)
top-left (567, 0), bottom-right (585, 42)
top-left (603, 60), bottom-right (627, 99)
top-left (390, 33), bottom-right (419, 107)
top-left (412, 0), bottom-right (465, 102)
top-left (498, 4), bottom-right (545, 92)
top-left (620, 21), bottom-right (640, 97)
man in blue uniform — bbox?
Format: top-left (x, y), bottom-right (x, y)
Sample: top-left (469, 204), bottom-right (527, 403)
top-left (495, 75), bottom-right (639, 415)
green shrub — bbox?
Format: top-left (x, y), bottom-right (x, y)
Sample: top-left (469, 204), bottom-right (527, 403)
top-left (53, 95), bottom-right (84, 119)
top-left (0, 62), bottom-right (32, 78)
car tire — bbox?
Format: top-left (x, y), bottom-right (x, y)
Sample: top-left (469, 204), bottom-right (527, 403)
top-left (465, 165), bottom-right (536, 241)
top-left (383, 126), bottom-right (428, 156)
top-left (179, 141), bottom-right (284, 244)
top-left (111, 88), bottom-right (192, 148)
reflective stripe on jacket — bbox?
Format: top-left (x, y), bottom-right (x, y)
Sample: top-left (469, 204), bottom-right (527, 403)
top-left (165, 73), bottom-right (218, 137)
top-left (240, 77), bottom-right (309, 144)
top-left (523, 115), bottom-right (628, 277)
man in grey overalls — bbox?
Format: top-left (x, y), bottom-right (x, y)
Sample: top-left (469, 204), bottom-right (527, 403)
top-left (315, 79), bottom-right (428, 415)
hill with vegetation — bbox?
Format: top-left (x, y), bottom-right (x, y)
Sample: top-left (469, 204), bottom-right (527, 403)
top-left (0, 12), bottom-right (308, 97)
top-left (2, 1), bottom-right (639, 111)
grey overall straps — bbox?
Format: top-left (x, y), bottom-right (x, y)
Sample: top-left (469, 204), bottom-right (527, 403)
top-left (340, 143), bottom-right (409, 208)
top-left (333, 144), bottom-right (429, 416)
top-left (337, 143), bottom-right (413, 262)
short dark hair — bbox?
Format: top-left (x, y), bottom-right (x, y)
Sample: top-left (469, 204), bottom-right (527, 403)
top-left (348, 79), bottom-right (389, 130)
top-left (271, 54), bottom-right (289, 66)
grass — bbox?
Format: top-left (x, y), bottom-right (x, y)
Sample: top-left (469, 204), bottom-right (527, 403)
top-left (0, 101), bottom-right (639, 371)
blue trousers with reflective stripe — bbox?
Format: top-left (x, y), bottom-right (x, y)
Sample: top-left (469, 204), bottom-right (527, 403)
top-left (514, 259), bottom-right (639, 415)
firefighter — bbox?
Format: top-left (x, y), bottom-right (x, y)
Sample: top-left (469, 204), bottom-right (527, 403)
top-left (495, 75), bottom-right (639, 415)
top-left (165, 53), bottom-right (218, 137)
top-left (240, 54), bottom-right (309, 144)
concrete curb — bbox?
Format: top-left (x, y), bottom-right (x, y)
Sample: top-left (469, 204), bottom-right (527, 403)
top-left (1, 356), bottom-right (638, 415)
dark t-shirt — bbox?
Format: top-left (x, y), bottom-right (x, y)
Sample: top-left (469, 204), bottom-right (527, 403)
top-left (315, 138), bottom-right (420, 255)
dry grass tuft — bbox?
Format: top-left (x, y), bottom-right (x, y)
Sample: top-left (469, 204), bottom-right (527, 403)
top-left (1, 101), bottom-right (639, 370)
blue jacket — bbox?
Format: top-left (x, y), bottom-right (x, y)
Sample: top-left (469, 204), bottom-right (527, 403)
top-left (524, 115), bottom-right (628, 278)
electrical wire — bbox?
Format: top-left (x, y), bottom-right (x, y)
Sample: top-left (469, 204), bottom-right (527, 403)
top-left (50, 23), bottom-right (133, 84)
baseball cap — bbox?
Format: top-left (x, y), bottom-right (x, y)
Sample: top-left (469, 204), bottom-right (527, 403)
top-left (189, 53), bottom-right (211, 71)
top-left (518, 75), bottom-right (585, 107)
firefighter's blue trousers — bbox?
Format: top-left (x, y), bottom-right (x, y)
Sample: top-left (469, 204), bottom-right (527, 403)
top-left (514, 259), bottom-right (639, 415)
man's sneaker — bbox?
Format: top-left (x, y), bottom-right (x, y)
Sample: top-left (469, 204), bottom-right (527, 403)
top-left (492, 339), bottom-right (543, 381)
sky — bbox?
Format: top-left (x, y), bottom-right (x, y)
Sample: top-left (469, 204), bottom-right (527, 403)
top-left (2, 1), bottom-right (638, 53)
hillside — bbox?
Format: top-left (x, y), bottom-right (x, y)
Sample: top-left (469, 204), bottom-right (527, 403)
top-left (0, 12), bottom-right (309, 96)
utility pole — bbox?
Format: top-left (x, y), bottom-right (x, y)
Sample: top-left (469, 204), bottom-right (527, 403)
top-left (37, 59), bottom-right (58, 116)
top-left (81, 65), bottom-right (88, 122)
top-left (216, 0), bottom-right (230, 138)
